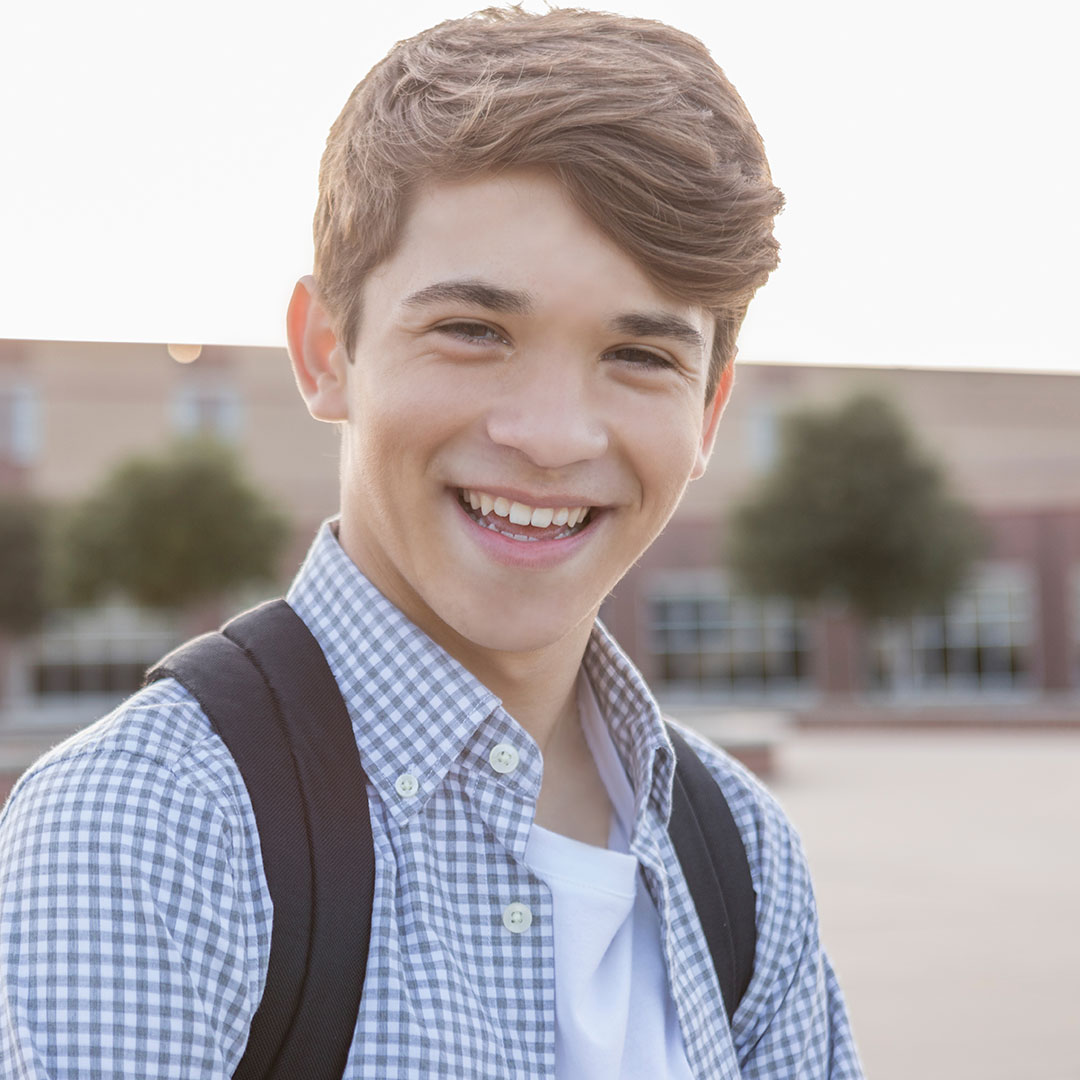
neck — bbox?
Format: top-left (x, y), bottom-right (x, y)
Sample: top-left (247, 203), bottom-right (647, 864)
top-left (445, 621), bottom-right (591, 754)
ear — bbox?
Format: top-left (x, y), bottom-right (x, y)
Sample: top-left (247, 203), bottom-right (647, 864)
top-left (690, 357), bottom-right (736, 480)
top-left (286, 275), bottom-right (349, 422)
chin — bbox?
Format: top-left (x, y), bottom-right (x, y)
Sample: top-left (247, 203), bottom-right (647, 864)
top-left (442, 597), bottom-right (596, 657)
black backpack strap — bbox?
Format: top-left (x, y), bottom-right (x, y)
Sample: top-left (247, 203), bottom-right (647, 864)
top-left (666, 724), bottom-right (757, 1024)
top-left (146, 599), bottom-right (374, 1080)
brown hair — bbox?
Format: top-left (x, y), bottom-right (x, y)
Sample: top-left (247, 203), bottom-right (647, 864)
top-left (314, 6), bottom-right (784, 401)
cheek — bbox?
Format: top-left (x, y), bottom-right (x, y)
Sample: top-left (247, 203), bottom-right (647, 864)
top-left (341, 400), bottom-right (402, 498)
top-left (344, 377), bottom-right (459, 486)
top-left (627, 409), bottom-right (702, 503)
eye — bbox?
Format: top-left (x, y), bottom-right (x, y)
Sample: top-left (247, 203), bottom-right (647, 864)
top-left (604, 346), bottom-right (676, 370)
top-left (436, 321), bottom-right (510, 346)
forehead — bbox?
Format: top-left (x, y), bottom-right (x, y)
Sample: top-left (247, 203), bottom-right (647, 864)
top-left (366, 170), bottom-right (710, 338)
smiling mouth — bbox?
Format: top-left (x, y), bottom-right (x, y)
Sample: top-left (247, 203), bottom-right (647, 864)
top-left (458, 488), bottom-right (594, 541)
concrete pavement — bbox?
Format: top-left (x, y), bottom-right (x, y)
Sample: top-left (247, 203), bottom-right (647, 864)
top-left (767, 730), bottom-right (1080, 1080)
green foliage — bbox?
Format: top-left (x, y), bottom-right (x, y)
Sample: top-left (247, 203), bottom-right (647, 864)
top-left (727, 394), bottom-right (985, 620)
top-left (0, 494), bottom-right (48, 635)
top-left (58, 438), bottom-right (290, 611)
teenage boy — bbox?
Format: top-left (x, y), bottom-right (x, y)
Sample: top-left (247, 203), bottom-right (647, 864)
top-left (0, 8), bottom-right (863, 1078)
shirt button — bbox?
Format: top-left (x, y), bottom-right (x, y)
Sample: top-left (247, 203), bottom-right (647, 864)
top-left (488, 743), bottom-right (520, 775)
top-left (502, 902), bottom-right (533, 934)
top-left (394, 773), bottom-right (419, 798)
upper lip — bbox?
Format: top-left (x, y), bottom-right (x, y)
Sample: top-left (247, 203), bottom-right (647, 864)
top-left (454, 484), bottom-right (605, 508)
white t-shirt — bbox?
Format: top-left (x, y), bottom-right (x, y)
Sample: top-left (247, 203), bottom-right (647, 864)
top-left (523, 677), bottom-right (696, 1080)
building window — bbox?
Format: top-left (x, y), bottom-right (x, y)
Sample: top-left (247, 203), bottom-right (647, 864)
top-left (747, 402), bottom-right (779, 472)
top-left (0, 383), bottom-right (40, 465)
top-left (171, 384), bottom-right (242, 440)
top-left (870, 562), bottom-right (1034, 696)
top-left (648, 571), bottom-right (812, 701)
top-left (28, 601), bottom-right (182, 701)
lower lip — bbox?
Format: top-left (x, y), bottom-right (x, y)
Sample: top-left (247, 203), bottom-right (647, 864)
top-left (453, 497), bottom-right (601, 570)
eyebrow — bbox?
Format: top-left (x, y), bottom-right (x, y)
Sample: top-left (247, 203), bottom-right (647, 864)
top-left (401, 278), bottom-right (706, 351)
top-left (609, 312), bottom-right (707, 352)
top-left (401, 279), bottom-right (535, 315)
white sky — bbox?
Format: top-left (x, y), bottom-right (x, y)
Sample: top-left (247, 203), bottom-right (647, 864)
top-left (2, 0), bottom-right (1077, 373)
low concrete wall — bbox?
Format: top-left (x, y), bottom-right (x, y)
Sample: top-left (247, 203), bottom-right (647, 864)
top-left (665, 708), bottom-right (792, 779)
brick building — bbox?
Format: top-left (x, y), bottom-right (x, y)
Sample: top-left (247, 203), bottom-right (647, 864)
top-left (2, 339), bottom-right (1078, 733)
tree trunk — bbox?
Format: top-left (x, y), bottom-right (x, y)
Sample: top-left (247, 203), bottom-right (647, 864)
top-left (0, 632), bottom-right (9, 719)
top-left (814, 602), bottom-right (866, 699)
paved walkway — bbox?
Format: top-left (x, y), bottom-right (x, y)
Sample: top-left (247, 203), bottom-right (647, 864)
top-left (768, 730), bottom-right (1080, 1080)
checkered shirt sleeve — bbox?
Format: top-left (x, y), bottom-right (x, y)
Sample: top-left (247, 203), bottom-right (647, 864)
top-left (0, 522), bottom-right (862, 1078)
top-left (0, 680), bottom-right (270, 1079)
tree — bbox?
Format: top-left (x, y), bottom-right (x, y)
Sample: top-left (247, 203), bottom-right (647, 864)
top-left (726, 394), bottom-right (985, 688)
top-left (0, 495), bottom-right (50, 708)
top-left (0, 495), bottom-right (47, 636)
top-left (58, 438), bottom-right (290, 612)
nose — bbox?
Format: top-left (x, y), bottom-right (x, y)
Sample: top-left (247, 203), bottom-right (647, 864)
top-left (484, 357), bottom-right (609, 469)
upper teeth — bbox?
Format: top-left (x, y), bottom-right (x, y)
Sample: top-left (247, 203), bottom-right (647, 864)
top-left (462, 490), bottom-right (590, 529)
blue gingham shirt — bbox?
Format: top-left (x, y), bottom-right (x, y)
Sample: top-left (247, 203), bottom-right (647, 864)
top-left (0, 523), bottom-right (862, 1078)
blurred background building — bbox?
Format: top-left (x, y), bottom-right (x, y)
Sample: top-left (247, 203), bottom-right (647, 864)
top-left (610, 361), bottom-right (1080, 727)
top-left (1, 337), bottom-right (1078, 742)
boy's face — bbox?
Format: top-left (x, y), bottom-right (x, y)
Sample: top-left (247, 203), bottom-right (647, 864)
top-left (294, 170), bottom-right (730, 662)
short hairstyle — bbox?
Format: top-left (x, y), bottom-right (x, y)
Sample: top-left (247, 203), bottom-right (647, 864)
top-left (314, 6), bottom-right (784, 402)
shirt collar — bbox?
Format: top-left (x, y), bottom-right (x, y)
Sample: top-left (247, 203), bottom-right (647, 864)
top-left (286, 520), bottom-right (675, 828)
top-left (581, 617), bottom-right (677, 833)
